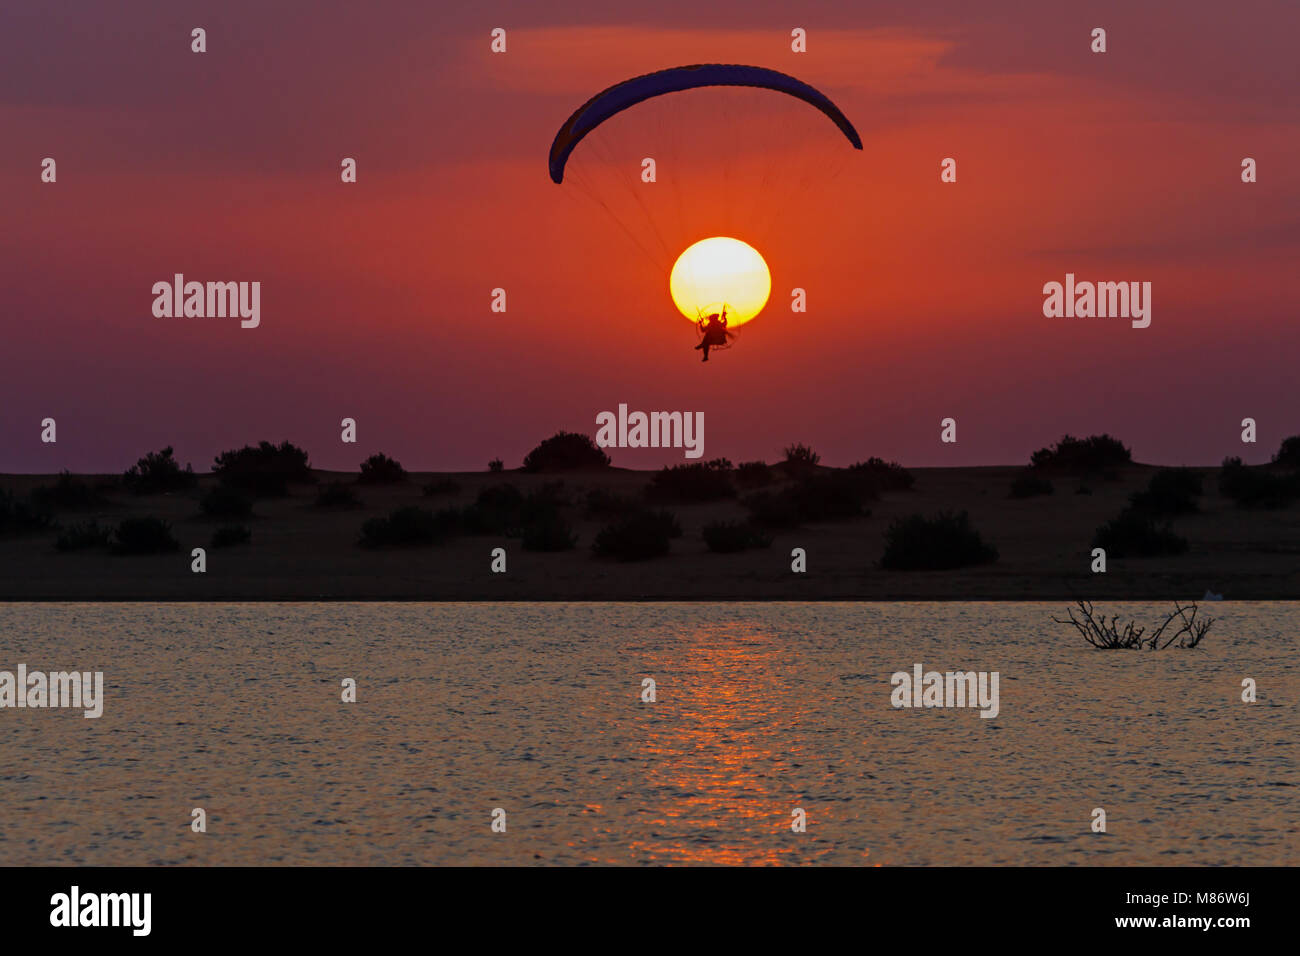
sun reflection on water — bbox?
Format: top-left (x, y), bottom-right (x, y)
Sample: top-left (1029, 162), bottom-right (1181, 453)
top-left (615, 621), bottom-right (855, 865)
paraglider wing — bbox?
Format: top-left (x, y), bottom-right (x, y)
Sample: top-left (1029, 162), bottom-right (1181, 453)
top-left (549, 63), bottom-right (863, 184)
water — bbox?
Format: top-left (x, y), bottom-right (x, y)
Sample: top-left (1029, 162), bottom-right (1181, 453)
top-left (0, 602), bottom-right (1294, 865)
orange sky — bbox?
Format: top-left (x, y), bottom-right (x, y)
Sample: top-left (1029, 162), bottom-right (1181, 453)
top-left (2, 1), bottom-right (1298, 472)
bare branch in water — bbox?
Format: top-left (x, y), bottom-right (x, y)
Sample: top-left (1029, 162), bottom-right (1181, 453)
top-left (1055, 600), bottom-right (1213, 649)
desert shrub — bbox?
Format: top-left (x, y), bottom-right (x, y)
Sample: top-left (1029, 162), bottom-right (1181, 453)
top-left (461, 483), bottom-right (525, 534)
top-left (210, 524), bottom-right (251, 548)
top-left (359, 506), bottom-right (441, 547)
top-left (646, 460), bottom-right (735, 503)
top-left (585, 489), bottom-right (642, 518)
top-left (1273, 435), bottom-right (1300, 468)
top-left (31, 472), bottom-right (108, 511)
top-left (744, 473), bottom-right (872, 526)
top-left (1218, 457), bottom-right (1299, 509)
top-left (358, 453), bottom-right (407, 485)
top-left (1092, 508), bottom-right (1188, 557)
top-left (422, 478), bottom-right (461, 497)
top-left (519, 484), bottom-right (568, 520)
top-left (781, 442), bottom-right (821, 476)
top-left (55, 520), bottom-right (110, 552)
top-left (1029, 434), bottom-right (1132, 472)
top-left (521, 515), bottom-right (577, 552)
top-left (212, 441), bottom-right (313, 495)
top-left (1129, 467), bottom-right (1202, 516)
top-left (123, 446), bottom-right (197, 494)
top-left (0, 491), bottom-right (53, 536)
top-left (1009, 471), bottom-right (1054, 499)
top-left (785, 472), bottom-right (873, 521)
top-left (521, 431), bottom-right (610, 472)
top-left (200, 485), bottom-right (254, 518)
top-left (847, 457), bottom-right (915, 492)
top-left (702, 521), bottom-right (774, 553)
top-left (881, 511), bottom-right (999, 570)
top-left (314, 481), bottom-right (362, 509)
top-left (735, 461), bottom-right (772, 487)
top-left (456, 484), bottom-right (567, 536)
top-left (393, 507), bottom-right (471, 539)
top-left (742, 490), bottom-right (802, 529)
top-left (432, 507), bottom-right (469, 536)
top-left (110, 516), bottom-right (179, 555)
top-left (593, 509), bottom-right (681, 561)
top-left (488, 458), bottom-right (504, 473)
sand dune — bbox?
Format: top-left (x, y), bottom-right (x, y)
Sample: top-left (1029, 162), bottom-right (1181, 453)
top-left (1, 466), bottom-right (1297, 600)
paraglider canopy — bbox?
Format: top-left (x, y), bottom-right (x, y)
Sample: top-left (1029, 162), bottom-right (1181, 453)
top-left (549, 63), bottom-right (863, 184)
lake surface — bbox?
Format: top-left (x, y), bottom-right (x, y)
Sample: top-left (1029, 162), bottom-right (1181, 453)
top-left (0, 602), bottom-right (1294, 865)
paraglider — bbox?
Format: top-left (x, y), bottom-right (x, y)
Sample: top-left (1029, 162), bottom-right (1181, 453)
top-left (549, 64), bottom-right (861, 363)
top-left (694, 307), bottom-right (732, 362)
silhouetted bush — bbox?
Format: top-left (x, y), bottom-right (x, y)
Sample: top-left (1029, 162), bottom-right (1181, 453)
top-left (521, 515), bottom-right (577, 552)
top-left (465, 484), bottom-right (522, 533)
top-left (847, 457), bottom-right (915, 492)
top-left (735, 461), bottom-right (772, 487)
top-left (1129, 468), bottom-right (1202, 516)
top-left (488, 458), bottom-right (504, 473)
top-left (1009, 471), bottom-right (1054, 498)
top-left (646, 460), bottom-right (735, 503)
top-left (314, 481), bottom-right (362, 509)
top-left (422, 478), bottom-right (461, 497)
top-left (742, 490), bottom-right (802, 529)
top-left (359, 506), bottom-right (441, 547)
top-left (1030, 434), bottom-right (1132, 473)
top-left (31, 472), bottom-right (108, 511)
top-left (1218, 457), bottom-right (1298, 509)
top-left (462, 484), bottom-right (526, 533)
top-left (200, 485), bottom-right (253, 519)
top-left (358, 453), bottom-right (407, 485)
top-left (212, 441), bottom-right (314, 495)
top-left (881, 511), bottom-right (999, 570)
top-left (123, 446), bottom-right (197, 494)
top-left (585, 489), bottom-right (641, 518)
top-left (744, 472), bottom-right (872, 526)
top-left (0, 490), bottom-right (53, 536)
top-left (781, 442), bottom-right (821, 476)
top-left (55, 520), bottom-right (110, 552)
top-left (110, 517), bottom-right (180, 555)
top-left (1092, 508), bottom-right (1188, 557)
top-left (786, 472), bottom-right (873, 521)
top-left (702, 521), bottom-right (773, 553)
top-left (522, 431), bottom-right (610, 472)
top-left (1273, 435), bottom-right (1300, 468)
top-left (453, 484), bottom-right (567, 536)
top-left (210, 524), bottom-right (251, 548)
top-left (593, 509), bottom-right (681, 561)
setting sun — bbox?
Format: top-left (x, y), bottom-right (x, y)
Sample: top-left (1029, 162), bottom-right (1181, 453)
top-left (669, 237), bottom-right (771, 328)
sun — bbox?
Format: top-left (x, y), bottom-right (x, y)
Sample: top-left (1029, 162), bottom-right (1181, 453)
top-left (669, 237), bottom-right (771, 328)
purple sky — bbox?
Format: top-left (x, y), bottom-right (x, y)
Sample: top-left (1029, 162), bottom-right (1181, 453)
top-left (2, 0), bottom-right (1298, 473)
